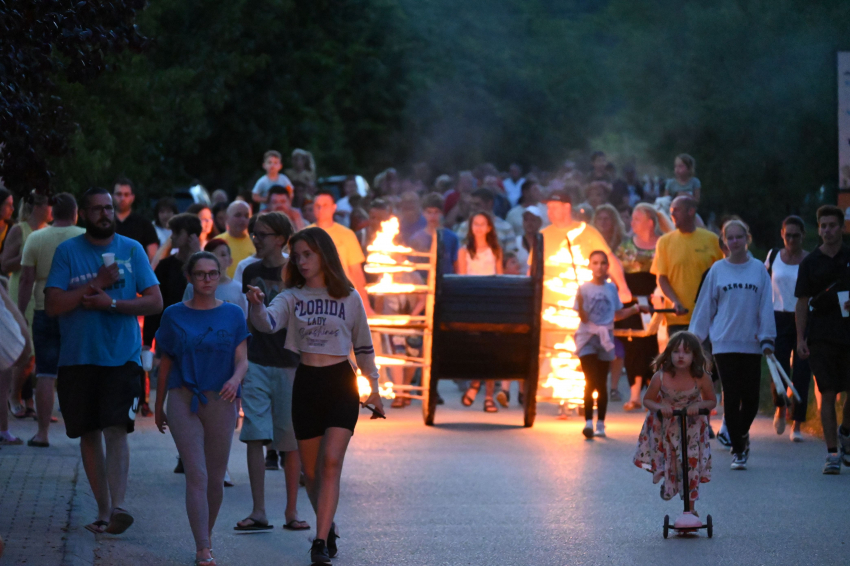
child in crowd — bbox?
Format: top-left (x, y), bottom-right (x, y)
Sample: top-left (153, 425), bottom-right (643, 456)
top-left (634, 332), bottom-right (715, 512)
top-left (251, 150), bottom-right (293, 211)
top-left (665, 153), bottom-right (701, 201)
top-left (575, 250), bottom-right (642, 438)
top-left (502, 252), bottom-right (522, 275)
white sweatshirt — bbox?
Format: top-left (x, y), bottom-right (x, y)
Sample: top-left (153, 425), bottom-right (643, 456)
top-left (250, 285), bottom-right (379, 388)
top-left (688, 258), bottom-right (776, 354)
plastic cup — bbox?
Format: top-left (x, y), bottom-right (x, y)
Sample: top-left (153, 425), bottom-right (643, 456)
top-left (102, 253), bottom-right (115, 266)
top-left (141, 350), bottom-right (154, 372)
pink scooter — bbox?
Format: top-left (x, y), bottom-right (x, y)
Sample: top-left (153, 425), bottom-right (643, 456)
top-left (660, 408), bottom-right (713, 539)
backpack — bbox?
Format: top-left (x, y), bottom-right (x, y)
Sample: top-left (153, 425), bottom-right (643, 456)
top-left (766, 247), bottom-right (781, 277)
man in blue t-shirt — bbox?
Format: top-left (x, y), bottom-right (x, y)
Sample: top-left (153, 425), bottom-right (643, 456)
top-left (45, 187), bottom-right (162, 536)
top-left (410, 193), bottom-right (459, 274)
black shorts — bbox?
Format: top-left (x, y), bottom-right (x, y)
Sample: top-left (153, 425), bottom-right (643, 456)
top-left (57, 362), bottom-right (142, 439)
top-left (623, 335), bottom-right (659, 387)
top-left (808, 342), bottom-right (850, 394)
top-left (292, 361), bottom-right (359, 441)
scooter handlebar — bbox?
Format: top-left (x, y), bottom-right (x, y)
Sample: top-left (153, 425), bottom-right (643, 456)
top-left (656, 408), bottom-right (710, 418)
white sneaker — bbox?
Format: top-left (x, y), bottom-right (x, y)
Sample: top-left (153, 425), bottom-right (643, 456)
top-left (594, 422), bottom-right (606, 438)
top-left (790, 429), bottom-right (803, 442)
top-left (773, 408), bottom-right (786, 435)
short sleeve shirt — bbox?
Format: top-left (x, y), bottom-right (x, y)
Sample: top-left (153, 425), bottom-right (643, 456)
top-left (794, 245), bottom-right (850, 345)
top-left (651, 228), bottom-right (723, 326)
top-left (575, 281), bottom-right (623, 327)
top-left (155, 302), bottom-right (249, 411)
top-left (310, 223), bottom-right (366, 278)
top-left (20, 226), bottom-right (85, 310)
top-left (410, 228), bottom-right (459, 275)
top-left (115, 212), bottom-right (159, 251)
top-left (252, 174), bottom-right (293, 211)
top-left (218, 233), bottom-right (256, 279)
top-left (241, 261), bottom-right (300, 368)
top-left (45, 234), bottom-right (159, 367)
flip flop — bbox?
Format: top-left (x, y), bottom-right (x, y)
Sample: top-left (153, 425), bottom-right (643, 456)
top-left (234, 518), bottom-right (273, 532)
top-left (105, 508), bottom-right (134, 534)
top-left (282, 519), bottom-right (311, 531)
top-left (85, 520), bottom-right (109, 534)
top-left (0, 436), bottom-right (23, 446)
top-left (27, 438), bottom-right (50, 447)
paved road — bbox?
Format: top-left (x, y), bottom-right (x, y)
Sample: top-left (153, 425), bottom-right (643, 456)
top-left (2, 384), bottom-right (848, 565)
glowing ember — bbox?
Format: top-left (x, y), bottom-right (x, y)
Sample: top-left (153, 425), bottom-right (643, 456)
top-left (366, 273), bottom-right (426, 294)
top-left (540, 222), bottom-right (592, 410)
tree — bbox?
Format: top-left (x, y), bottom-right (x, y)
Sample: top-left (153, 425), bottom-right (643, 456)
top-left (0, 0), bottom-right (147, 197)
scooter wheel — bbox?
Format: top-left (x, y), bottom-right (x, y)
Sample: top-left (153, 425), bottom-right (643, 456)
top-left (663, 515), bottom-right (670, 539)
top-left (706, 514), bottom-right (713, 538)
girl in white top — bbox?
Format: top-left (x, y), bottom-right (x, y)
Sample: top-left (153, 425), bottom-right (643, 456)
top-left (458, 212), bottom-right (503, 276)
top-left (764, 216), bottom-right (811, 441)
top-left (457, 212), bottom-right (504, 412)
top-left (247, 227), bottom-right (383, 565)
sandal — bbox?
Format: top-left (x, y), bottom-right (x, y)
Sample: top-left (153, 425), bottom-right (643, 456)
top-left (282, 519), bottom-right (310, 531)
top-left (623, 400), bottom-right (641, 412)
top-left (391, 397), bottom-right (406, 409)
top-left (85, 520), bottom-right (108, 534)
top-left (8, 402), bottom-right (27, 419)
top-left (105, 507), bottom-right (134, 534)
top-left (483, 398), bottom-right (498, 413)
top-left (461, 385), bottom-right (480, 407)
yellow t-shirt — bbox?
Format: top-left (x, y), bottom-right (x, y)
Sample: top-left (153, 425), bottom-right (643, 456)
top-left (309, 222), bottom-right (365, 278)
top-left (218, 232), bottom-right (256, 279)
top-left (651, 228), bottom-right (723, 326)
top-left (20, 226), bottom-right (86, 311)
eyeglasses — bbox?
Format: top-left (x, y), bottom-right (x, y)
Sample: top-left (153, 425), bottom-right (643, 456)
top-left (783, 233), bottom-right (802, 239)
top-left (251, 231), bottom-right (277, 240)
top-left (191, 270), bottom-right (221, 281)
top-left (87, 205), bottom-right (115, 214)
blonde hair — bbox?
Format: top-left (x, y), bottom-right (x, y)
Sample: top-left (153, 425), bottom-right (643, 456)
top-left (675, 153), bottom-right (696, 174)
top-left (592, 203), bottom-right (626, 250)
top-left (291, 148), bottom-right (315, 172)
top-left (721, 218), bottom-right (752, 245)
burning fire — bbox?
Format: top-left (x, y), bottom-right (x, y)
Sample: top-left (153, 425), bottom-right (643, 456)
top-left (540, 222), bottom-right (592, 409)
top-left (357, 370), bottom-right (396, 399)
top-left (364, 217), bottom-right (426, 294)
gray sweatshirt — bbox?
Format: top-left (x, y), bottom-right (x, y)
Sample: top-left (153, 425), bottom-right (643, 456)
top-left (688, 258), bottom-right (776, 354)
top-left (250, 285), bottom-right (379, 388)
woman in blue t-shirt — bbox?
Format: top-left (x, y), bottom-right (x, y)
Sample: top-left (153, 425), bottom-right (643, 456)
top-left (154, 251), bottom-right (249, 566)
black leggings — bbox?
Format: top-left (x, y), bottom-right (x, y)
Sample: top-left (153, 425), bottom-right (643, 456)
top-left (714, 353), bottom-right (762, 454)
top-left (770, 312), bottom-right (811, 422)
top-left (580, 355), bottom-right (609, 421)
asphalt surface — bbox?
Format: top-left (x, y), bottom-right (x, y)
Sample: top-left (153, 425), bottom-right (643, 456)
top-left (2, 383), bottom-right (848, 565)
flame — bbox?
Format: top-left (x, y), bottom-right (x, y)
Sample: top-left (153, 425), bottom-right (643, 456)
top-left (366, 273), bottom-right (421, 294)
top-left (541, 222), bottom-right (592, 409)
top-left (367, 217), bottom-right (412, 254)
top-left (357, 370), bottom-right (396, 399)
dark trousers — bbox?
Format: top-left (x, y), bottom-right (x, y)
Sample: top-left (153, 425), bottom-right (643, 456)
top-left (770, 312), bottom-right (811, 422)
top-left (715, 353), bottom-right (762, 454)
top-left (580, 355), bottom-right (609, 421)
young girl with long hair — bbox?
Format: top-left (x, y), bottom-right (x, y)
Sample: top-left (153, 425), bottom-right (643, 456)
top-left (634, 332), bottom-right (716, 514)
top-left (155, 251), bottom-right (250, 566)
top-left (458, 212), bottom-right (503, 412)
top-left (247, 227), bottom-right (384, 565)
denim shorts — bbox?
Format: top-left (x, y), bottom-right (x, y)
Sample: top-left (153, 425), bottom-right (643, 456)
top-left (32, 310), bottom-right (61, 378)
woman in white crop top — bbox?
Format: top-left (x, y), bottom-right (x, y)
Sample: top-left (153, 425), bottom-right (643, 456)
top-left (764, 216), bottom-right (811, 442)
top-left (247, 227), bottom-right (383, 564)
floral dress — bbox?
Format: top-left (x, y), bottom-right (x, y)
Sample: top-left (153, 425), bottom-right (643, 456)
top-left (633, 375), bottom-right (711, 501)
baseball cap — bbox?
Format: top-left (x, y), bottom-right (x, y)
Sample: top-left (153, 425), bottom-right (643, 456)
top-left (545, 189), bottom-right (572, 204)
top-left (523, 206), bottom-right (543, 219)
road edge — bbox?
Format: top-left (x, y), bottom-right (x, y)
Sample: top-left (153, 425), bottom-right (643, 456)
top-left (62, 459), bottom-right (96, 566)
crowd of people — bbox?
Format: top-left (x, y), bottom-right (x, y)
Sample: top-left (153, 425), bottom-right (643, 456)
top-left (1, 146), bottom-right (849, 564)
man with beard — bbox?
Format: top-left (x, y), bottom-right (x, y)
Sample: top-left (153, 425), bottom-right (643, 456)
top-left (45, 188), bottom-right (162, 535)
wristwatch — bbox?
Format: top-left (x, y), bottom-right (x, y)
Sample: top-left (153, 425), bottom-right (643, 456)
top-left (110, 299), bottom-right (117, 312)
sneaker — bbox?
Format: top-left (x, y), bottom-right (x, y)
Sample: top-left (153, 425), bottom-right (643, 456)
top-left (327, 522), bottom-right (339, 559)
top-left (310, 539), bottom-right (331, 564)
top-left (790, 429), bottom-right (803, 442)
top-left (716, 430), bottom-right (731, 447)
top-left (582, 424), bottom-right (594, 439)
top-left (708, 425), bottom-right (715, 439)
top-left (773, 407), bottom-right (786, 435)
top-left (223, 470), bottom-right (234, 487)
top-left (265, 450), bottom-right (279, 471)
top-left (731, 453), bottom-right (747, 470)
top-left (823, 453), bottom-right (841, 475)
top-left (594, 422), bottom-right (606, 438)
top-left (838, 429), bottom-right (850, 466)
top-left (174, 456), bottom-right (184, 474)
top-left (609, 389), bottom-right (622, 402)
top-left (495, 390), bottom-right (509, 408)
top-left (742, 433), bottom-right (751, 458)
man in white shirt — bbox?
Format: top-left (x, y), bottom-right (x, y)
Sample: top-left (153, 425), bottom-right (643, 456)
top-left (502, 163), bottom-right (525, 207)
